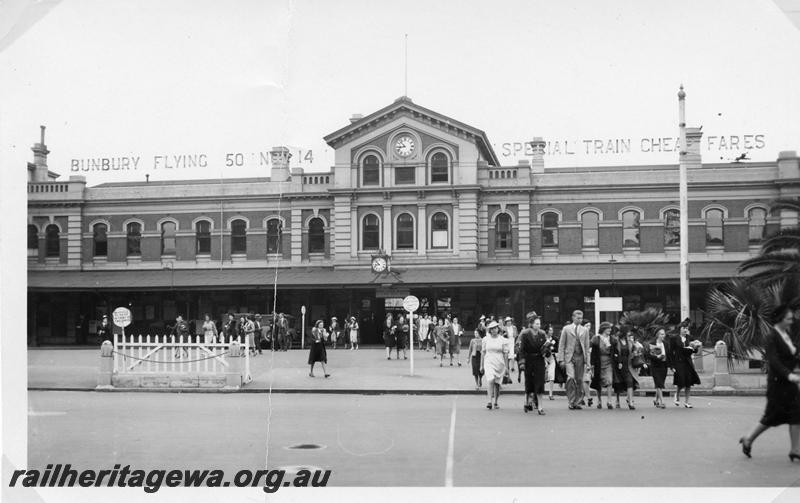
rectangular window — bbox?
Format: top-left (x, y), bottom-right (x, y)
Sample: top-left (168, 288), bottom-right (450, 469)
top-left (395, 166), bottom-right (415, 185)
top-left (432, 230), bottom-right (448, 248)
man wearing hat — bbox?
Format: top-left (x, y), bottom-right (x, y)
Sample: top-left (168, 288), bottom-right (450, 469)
top-left (97, 314), bottom-right (110, 344)
top-left (556, 309), bottom-right (591, 410)
top-left (329, 316), bottom-right (340, 349)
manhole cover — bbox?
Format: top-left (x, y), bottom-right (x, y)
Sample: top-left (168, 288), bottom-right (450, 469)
top-left (285, 443), bottom-right (326, 450)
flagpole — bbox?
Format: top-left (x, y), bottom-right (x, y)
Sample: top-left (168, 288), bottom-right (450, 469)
top-left (678, 85), bottom-right (690, 322)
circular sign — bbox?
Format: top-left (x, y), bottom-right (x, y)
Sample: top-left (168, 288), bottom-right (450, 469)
top-left (301, 305), bottom-right (306, 315)
top-left (402, 295), bottom-right (419, 313)
top-left (112, 307), bottom-right (132, 328)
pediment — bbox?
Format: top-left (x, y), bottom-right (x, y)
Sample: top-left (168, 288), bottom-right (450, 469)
top-left (324, 96), bottom-right (499, 166)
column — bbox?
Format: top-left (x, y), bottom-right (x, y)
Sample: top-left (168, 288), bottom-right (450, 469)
top-left (417, 204), bottom-right (426, 256)
top-left (452, 200), bottom-right (460, 254)
top-left (290, 208), bottom-right (302, 264)
top-left (67, 214), bottom-right (82, 266)
top-left (333, 195), bottom-right (353, 261)
top-left (518, 199), bottom-right (531, 260)
top-left (383, 205), bottom-right (392, 252)
top-left (350, 206), bottom-right (358, 258)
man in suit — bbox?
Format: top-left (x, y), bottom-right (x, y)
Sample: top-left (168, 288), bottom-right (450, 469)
top-left (556, 309), bottom-right (591, 410)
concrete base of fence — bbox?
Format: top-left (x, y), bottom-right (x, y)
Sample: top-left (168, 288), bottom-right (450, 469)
top-left (103, 373), bottom-right (243, 390)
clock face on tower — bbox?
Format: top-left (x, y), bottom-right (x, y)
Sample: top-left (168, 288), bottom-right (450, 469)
top-left (394, 135), bottom-right (415, 158)
top-left (371, 256), bottom-right (388, 273)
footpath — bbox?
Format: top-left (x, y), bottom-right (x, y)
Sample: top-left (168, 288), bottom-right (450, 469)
top-left (27, 345), bottom-right (768, 395)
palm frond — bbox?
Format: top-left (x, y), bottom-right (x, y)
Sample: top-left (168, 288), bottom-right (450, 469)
top-left (769, 198), bottom-right (800, 214)
top-left (757, 228), bottom-right (800, 255)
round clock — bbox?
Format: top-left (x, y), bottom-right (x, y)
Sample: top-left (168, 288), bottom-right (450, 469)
top-left (394, 135), bottom-right (415, 158)
top-left (371, 256), bottom-right (388, 273)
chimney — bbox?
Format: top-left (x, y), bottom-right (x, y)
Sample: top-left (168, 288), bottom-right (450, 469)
top-left (269, 146), bottom-right (292, 182)
top-left (529, 137), bottom-right (546, 173)
top-left (349, 114), bottom-right (363, 124)
top-left (777, 150), bottom-right (799, 180)
top-left (32, 125), bottom-right (50, 182)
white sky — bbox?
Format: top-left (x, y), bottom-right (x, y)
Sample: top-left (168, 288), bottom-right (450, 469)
top-left (1, 0), bottom-right (800, 185)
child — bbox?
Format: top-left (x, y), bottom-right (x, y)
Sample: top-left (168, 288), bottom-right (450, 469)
top-left (468, 330), bottom-right (484, 389)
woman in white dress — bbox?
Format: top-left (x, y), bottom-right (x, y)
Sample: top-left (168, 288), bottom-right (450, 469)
top-left (480, 320), bottom-right (510, 410)
top-left (201, 314), bottom-right (218, 344)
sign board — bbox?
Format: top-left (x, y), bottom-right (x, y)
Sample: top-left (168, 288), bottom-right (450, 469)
top-left (596, 297), bottom-right (623, 312)
top-left (403, 295), bottom-right (420, 313)
top-left (112, 307), bottom-right (132, 328)
top-left (301, 305), bottom-right (306, 315)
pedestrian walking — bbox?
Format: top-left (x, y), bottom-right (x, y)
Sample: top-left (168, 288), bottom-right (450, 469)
top-left (556, 310), bottom-right (590, 410)
top-left (544, 324), bottom-right (558, 400)
top-left (468, 330), bottom-right (484, 389)
top-left (504, 317), bottom-right (518, 373)
top-left (97, 314), bottom-right (111, 344)
top-left (435, 318), bottom-right (450, 366)
top-left (222, 313), bottom-right (236, 344)
top-left (649, 327), bottom-right (669, 408)
top-left (201, 313), bottom-right (218, 344)
top-left (395, 314), bottom-right (409, 360)
top-left (347, 316), bottom-right (360, 351)
top-left (171, 315), bottom-right (190, 359)
top-left (431, 315), bottom-right (440, 358)
top-left (668, 322), bottom-right (701, 407)
top-left (419, 314), bottom-right (431, 351)
top-left (308, 320), bottom-right (330, 378)
top-left (581, 322), bottom-right (595, 407)
top-left (329, 317), bottom-right (340, 350)
top-left (383, 314), bottom-right (395, 358)
top-left (481, 320), bottom-right (510, 410)
top-left (449, 316), bottom-right (464, 366)
top-left (518, 312), bottom-right (549, 415)
top-left (243, 315), bottom-right (258, 356)
top-left (612, 326), bottom-right (639, 409)
top-left (590, 321), bottom-right (615, 409)
top-left (739, 305), bottom-right (800, 460)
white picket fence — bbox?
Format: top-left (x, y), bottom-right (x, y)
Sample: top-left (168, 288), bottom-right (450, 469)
top-left (113, 333), bottom-right (251, 382)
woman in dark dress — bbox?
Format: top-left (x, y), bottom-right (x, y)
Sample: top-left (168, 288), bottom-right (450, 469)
top-left (649, 327), bottom-right (669, 408)
top-left (668, 324), bottom-right (701, 407)
top-left (518, 312), bottom-right (548, 415)
top-left (612, 326), bottom-right (639, 409)
top-left (383, 314), bottom-right (395, 360)
top-left (740, 305), bottom-right (800, 460)
top-left (308, 320), bottom-right (330, 378)
top-left (590, 322), bottom-right (615, 409)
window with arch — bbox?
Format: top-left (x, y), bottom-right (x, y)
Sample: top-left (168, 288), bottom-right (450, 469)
top-left (308, 217), bottom-right (325, 253)
top-left (581, 211), bottom-right (599, 247)
top-left (431, 212), bottom-right (449, 248)
top-left (622, 210), bottom-right (641, 247)
top-left (541, 212), bottom-right (559, 248)
top-left (45, 224), bottom-right (60, 257)
top-left (362, 154), bottom-right (380, 186)
top-left (396, 213), bottom-right (414, 249)
top-left (748, 207), bottom-right (767, 243)
top-left (664, 209), bottom-right (680, 246)
top-left (231, 219), bottom-right (247, 254)
top-left (266, 219), bottom-right (282, 254)
top-left (93, 223), bottom-right (108, 257)
top-left (126, 222), bottom-right (142, 256)
top-left (495, 213), bottom-right (512, 250)
top-left (705, 208), bottom-right (724, 245)
top-left (161, 221), bottom-right (177, 255)
top-left (362, 214), bottom-right (380, 250)
top-left (196, 220), bottom-right (211, 254)
top-left (28, 225), bottom-right (39, 256)
top-left (430, 152), bottom-right (449, 183)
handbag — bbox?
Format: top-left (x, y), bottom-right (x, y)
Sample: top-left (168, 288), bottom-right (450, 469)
top-left (631, 354), bottom-right (645, 369)
top-left (502, 374), bottom-right (513, 385)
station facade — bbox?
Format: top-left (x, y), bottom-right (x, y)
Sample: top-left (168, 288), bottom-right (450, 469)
top-left (26, 97), bottom-right (800, 345)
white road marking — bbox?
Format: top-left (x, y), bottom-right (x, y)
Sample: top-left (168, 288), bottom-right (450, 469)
top-left (28, 410), bottom-right (66, 416)
top-left (444, 398), bottom-right (457, 487)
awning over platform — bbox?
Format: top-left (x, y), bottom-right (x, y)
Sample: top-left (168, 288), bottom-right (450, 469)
top-left (27, 261), bottom-right (740, 291)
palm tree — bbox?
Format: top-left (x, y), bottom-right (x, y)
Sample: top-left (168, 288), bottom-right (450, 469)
top-left (702, 197), bottom-right (800, 368)
top-left (619, 307), bottom-right (671, 342)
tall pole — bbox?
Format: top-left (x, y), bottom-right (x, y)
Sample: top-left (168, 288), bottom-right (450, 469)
top-left (678, 85), bottom-right (690, 322)
top-left (404, 34), bottom-right (408, 97)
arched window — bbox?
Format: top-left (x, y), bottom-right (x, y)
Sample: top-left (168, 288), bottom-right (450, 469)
top-left (430, 152), bottom-right (449, 183)
top-left (396, 213), bottom-right (414, 249)
top-left (362, 154), bottom-right (380, 186)
top-left (45, 224), bottom-right (60, 257)
top-left (28, 225), bottom-right (39, 257)
top-left (748, 207), bottom-right (767, 243)
top-left (266, 219), bottom-right (282, 254)
top-left (231, 219), bottom-right (247, 254)
top-left (308, 217), bottom-right (325, 253)
top-left (495, 213), bottom-right (512, 250)
top-left (581, 211), bottom-right (599, 247)
top-left (161, 221), bottom-right (176, 255)
top-left (431, 212), bottom-right (449, 248)
top-left (362, 214), bottom-right (380, 250)
top-left (622, 210), bottom-right (641, 247)
top-left (93, 223), bottom-right (108, 257)
top-left (664, 209), bottom-right (680, 246)
top-left (196, 220), bottom-right (211, 254)
top-left (541, 212), bottom-right (559, 248)
top-left (126, 222), bottom-right (142, 256)
top-left (706, 208), bottom-right (724, 245)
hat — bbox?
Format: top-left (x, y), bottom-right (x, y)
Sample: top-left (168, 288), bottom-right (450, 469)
top-left (332, 316), bottom-right (337, 321)
top-left (479, 315), bottom-right (485, 320)
top-left (504, 316), bottom-right (513, 322)
top-left (486, 320), bottom-right (500, 330)
top-left (102, 314), bottom-right (108, 318)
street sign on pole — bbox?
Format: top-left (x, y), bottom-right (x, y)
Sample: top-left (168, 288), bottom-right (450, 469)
top-left (403, 295), bottom-right (419, 376)
top-left (301, 305), bottom-right (306, 350)
top-left (112, 306), bottom-right (132, 341)
top-left (594, 289), bottom-right (623, 331)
